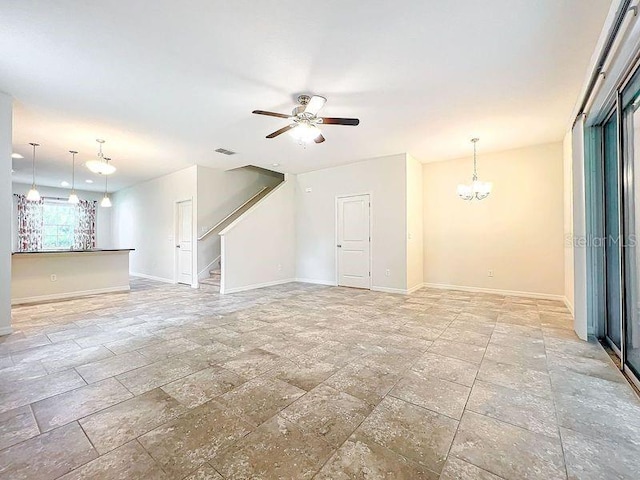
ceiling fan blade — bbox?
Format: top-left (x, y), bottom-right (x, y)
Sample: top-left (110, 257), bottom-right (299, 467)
top-left (266, 124), bottom-right (295, 138)
top-left (321, 117), bottom-right (360, 126)
top-left (252, 110), bottom-right (291, 119)
top-left (304, 95), bottom-right (327, 115)
top-left (314, 133), bottom-right (326, 144)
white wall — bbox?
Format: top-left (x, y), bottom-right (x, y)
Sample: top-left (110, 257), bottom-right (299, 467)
top-left (11, 183), bottom-right (112, 250)
top-left (296, 154), bottom-right (408, 293)
top-left (406, 154), bottom-right (424, 291)
top-left (423, 142), bottom-right (565, 297)
top-left (220, 178), bottom-right (296, 293)
top-left (112, 166), bottom-right (197, 283)
top-left (196, 165), bottom-right (281, 276)
top-left (0, 92), bottom-right (12, 335)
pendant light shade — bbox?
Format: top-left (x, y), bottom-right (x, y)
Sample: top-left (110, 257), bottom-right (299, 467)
top-left (26, 142), bottom-right (41, 202)
top-left (68, 150), bottom-right (80, 204)
top-left (86, 139), bottom-right (116, 175)
top-left (100, 158), bottom-right (113, 208)
top-left (457, 138), bottom-right (492, 201)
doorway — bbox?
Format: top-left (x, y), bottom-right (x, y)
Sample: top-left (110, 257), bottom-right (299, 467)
top-left (176, 199), bottom-right (193, 285)
top-left (337, 194), bottom-right (371, 289)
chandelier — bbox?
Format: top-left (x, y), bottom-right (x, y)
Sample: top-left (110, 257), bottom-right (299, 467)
top-left (86, 139), bottom-right (116, 175)
top-left (457, 138), bottom-right (492, 201)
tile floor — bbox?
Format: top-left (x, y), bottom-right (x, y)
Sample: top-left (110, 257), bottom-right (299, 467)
top-left (1, 279), bottom-right (640, 479)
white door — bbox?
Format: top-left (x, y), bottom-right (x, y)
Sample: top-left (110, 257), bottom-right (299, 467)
top-left (177, 200), bottom-right (193, 285)
top-left (337, 194), bottom-right (371, 289)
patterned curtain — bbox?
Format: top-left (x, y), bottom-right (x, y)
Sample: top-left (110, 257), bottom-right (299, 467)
top-left (74, 200), bottom-right (97, 250)
top-left (15, 194), bottom-right (44, 252)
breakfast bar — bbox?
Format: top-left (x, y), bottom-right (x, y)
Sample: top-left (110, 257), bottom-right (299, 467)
top-left (11, 249), bottom-right (133, 305)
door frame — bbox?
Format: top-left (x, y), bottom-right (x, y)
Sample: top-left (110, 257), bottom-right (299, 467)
top-left (174, 197), bottom-right (198, 288)
top-left (334, 192), bottom-right (372, 289)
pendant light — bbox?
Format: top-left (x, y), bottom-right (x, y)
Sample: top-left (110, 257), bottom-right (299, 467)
top-left (457, 138), bottom-right (492, 201)
top-left (68, 150), bottom-right (79, 204)
top-left (86, 139), bottom-right (116, 175)
top-left (26, 142), bottom-right (41, 202)
top-left (100, 158), bottom-right (112, 208)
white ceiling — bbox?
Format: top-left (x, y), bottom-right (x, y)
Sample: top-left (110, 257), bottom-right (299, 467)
top-left (1, 0), bottom-right (610, 192)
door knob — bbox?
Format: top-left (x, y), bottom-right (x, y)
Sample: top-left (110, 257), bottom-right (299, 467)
top-left (176, 245), bottom-right (181, 248)
top-left (337, 244), bottom-right (342, 248)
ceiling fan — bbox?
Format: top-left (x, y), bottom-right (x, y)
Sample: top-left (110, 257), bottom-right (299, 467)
top-left (252, 94), bottom-right (360, 144)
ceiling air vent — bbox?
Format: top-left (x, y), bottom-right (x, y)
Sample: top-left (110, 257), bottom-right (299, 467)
top-left (215, 148), bottom-right (236, 156)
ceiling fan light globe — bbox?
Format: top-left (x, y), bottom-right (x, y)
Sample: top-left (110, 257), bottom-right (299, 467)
top-left (289, 124), bottom-right (322, 142)
top-left (86, 160), bottom-right (116, 175)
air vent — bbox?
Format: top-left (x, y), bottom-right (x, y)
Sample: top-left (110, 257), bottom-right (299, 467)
top-left (215, 148), bottom-right (236, 156)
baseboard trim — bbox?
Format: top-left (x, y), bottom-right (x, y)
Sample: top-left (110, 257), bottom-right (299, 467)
top-left (563, 296), bottom-right (575, 316)
top-left (294, 278), bottom-right (337, 286)
top-left (130, 272), bottom-right (175, 284)
top-left (198, 255), bottom-right (221, 281)
top-left (0, 326), bottom-right (13, 336)
top-left (422, 283), bottom-right (565, 301)
top-left (407, 283), bottom-right (424, 294)
top-left (371, 286), bottom-right (409, 295)
top-left (221, 278), bottom-right (295, 294)
top-left (11, 286), bottom-right (131, 305)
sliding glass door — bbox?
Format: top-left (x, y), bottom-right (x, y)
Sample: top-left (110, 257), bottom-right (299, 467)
top-left (603, 113), bottom-right (622, 351)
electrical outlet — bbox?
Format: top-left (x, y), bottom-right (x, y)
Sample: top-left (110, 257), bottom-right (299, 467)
top-left (385, 269), bottom-right (391, 277)
top-left (50, 274), bottom-right (57, 282)
top-left (488, 270), bottom-right (494, 278)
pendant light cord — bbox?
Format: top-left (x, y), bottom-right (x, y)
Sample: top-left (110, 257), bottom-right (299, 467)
top-left (29, 142), bottom-right (39, 186)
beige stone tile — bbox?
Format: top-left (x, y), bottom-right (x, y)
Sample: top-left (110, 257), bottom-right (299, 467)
top-left (0, 355), bottom-right (12, 369)
top-left (41, 346), bottom-right (114, 373)
top-left (439, 327), bottom-right (491, 347)
top-left (324, 360), bottom-right (402, 406)
top-left (139, 400), bottom-right (253, 478)
top-left (391, 369), bottom-right (470, 420)
top-left (80, 388), bottom-right (187, 454)
top-left (161, 365), bottom-right (245, 408)
top-left (32, 377), bottom-right (132, 432)
top-left (0, 405), bottom-right (40, 450)
top-left (450, 411), bottom-right (566, 480)
top-left (183, 463), bottom-right (223, 480)
top-left (0, 369), bottom-right (86, 414)
top-left (103, 333), bottom-right (163, 354)
top-left (11, 340), bottom-right (81, 364)
top-left (46, 325), bottom-right (103, 343)
top-left (219, 347), bottom-right (286, 379)
top-left (75, 351), bottom-right (151, 384)
top-left (467, 380), bottom-right (558, 438)
top-left (58, 440), bottom-right (168, 480)
top-left (0, 361), bottom-right (48, 383)
top-left (560, 426), bottom-right (640, 480)
top-left (484, 342), bottom-right (547, 372)
top-left (315, 434), bottom-right (438, 479)
top-left (428, 339), bottom-right (486, 364)
top-left (137, 337), bottom-right (201, 362)
top-left (217, 376), bottom-right (305, 426)
top-left (273, 356), bottom-right (339, 391)
top-left (439, 457), bottom-right (503, 480)
top-left (0, 422), bottom-right (98, 480)
top-left (75, 330), bottom-right (134, 348)
top-left (356, 396), bottom-right (458, 473)
top-left (115, 356), bottom-right (205, 395)
top-left (477, 358), bottom-right (552, 399)
top-left (411, 351), bottom-right (478, 387)
top-left (0, 333), bottom-right (51, 355)
top-left (546, 350), bottom-right (626, 383)
top-left (281, 384), bottom-right (371, 447)
top-left (212, 415), bottom-right (334, 480)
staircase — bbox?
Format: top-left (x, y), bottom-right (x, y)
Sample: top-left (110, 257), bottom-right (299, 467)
top-left (199, 268), bottom-right (221, 289)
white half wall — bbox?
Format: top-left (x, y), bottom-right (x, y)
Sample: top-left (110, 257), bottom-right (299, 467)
top-left (112, 166), bottom-right (197, 284)
top-left (406, 154), bottom-right (424, 291)
top-left (219, 178), bottom-right (296, 293)
top-left (0, 92), bottom-right (12, 336)
top-left (423, 142), bottom-right (565, 297)
top-left (11, 183), bottom-right (113, 250)
top-left (295, 154), bottom-right (408, 292)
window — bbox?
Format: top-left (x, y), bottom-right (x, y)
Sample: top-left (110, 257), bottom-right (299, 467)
top-left (42, 200), bottom-right (78, 249)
